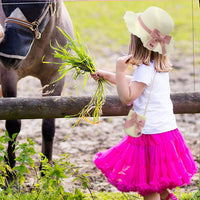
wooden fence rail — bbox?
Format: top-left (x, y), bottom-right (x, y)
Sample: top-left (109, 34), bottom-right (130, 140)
top-left (0, 92), bottom-right (199, 120)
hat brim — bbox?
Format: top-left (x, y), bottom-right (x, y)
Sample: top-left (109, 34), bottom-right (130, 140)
top-left (124, 11), bottom-right (174, 55)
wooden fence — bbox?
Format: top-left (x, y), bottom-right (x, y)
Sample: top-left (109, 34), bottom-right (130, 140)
top-left (0, 92), bottom-right (199, 120)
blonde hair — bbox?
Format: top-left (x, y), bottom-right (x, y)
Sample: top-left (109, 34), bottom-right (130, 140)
top-left (128, 34), bottom-right (172, 72)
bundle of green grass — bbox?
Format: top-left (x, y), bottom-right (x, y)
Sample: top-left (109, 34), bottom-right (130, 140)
top-left (52, 27), bottom-right (108, 125)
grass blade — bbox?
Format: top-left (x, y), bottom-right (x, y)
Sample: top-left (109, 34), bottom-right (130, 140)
top-left (50, 27), bottom-right (109, 124)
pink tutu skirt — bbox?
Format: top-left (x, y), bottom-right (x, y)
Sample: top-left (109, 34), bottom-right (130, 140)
top-left (94, 129), bottom-right (198, 196)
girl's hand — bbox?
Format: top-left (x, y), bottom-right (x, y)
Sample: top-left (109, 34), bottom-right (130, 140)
top-left (90, 70), bottom-right (107, 81)
top-left (91, 70), bottom-right (117, 85)
top-left (116, 55), bottom-right (132, 72)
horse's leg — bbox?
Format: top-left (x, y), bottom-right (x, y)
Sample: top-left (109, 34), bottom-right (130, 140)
top-left (41, 77), bottom-right (65, 165)
top-left (1, 68), bottom-right (21, 167)
top-left (0, 67), bottom-right (21, 183)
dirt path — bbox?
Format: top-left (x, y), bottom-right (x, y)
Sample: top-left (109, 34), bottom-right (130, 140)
top-left (0, 47), bottom-right (199, 195)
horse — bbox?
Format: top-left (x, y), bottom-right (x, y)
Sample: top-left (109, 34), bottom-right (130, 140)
top-left (0, 0), bottom-right (74, 174)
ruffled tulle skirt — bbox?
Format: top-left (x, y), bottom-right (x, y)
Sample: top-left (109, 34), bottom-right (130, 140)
top-left (94, 129), bottom-right (198, 196)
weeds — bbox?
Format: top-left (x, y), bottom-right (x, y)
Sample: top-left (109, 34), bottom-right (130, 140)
top-left (0, 133), bottom-right (198, 199)
top-left (0, 133), bottom-right (91, 200)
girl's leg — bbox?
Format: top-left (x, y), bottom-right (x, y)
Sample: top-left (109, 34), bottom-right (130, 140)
top-left (144, 192), bottom-right (160, 200)
top-left (160, 189), bottom-right (177, 200)
top-left (160, 189), bottom-right (170, 199)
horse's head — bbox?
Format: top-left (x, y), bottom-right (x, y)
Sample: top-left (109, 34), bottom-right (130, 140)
top-left (0, 0), bottom-right (56, 69)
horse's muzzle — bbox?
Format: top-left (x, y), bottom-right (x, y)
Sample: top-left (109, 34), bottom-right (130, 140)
top-left (0, 22), bottom-right (35, 69)
top-left (0, 56), bottom-right (22, 70)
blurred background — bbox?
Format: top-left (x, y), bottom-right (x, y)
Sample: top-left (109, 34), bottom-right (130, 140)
top-left (65, 0), bottom-right (200, 93)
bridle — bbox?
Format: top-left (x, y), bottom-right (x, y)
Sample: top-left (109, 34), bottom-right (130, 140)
top-left (4, 0), bottom-right (56, 39)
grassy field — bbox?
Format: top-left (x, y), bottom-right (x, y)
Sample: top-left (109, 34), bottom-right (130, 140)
top-left (65, 0), bottom-right (200, 53)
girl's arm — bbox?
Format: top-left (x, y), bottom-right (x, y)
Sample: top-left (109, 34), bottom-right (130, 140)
top-left (91, 70), bottom-right (116, 84)
top-left (91, 70), bottom-right (132, 85)
top-left (116, 56), bottom-right (146, 104)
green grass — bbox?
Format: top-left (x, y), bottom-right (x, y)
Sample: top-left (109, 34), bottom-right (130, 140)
top-left (0, 133), bottom-right (199, 199)
top-left (65, 0), bottom-right (200, 52)
top-left (1, 190), bottom-right (198, 200)
top-left (84, 190), bottom-right (199, 200)
top-left (49, 28), bottom-right (108, 124)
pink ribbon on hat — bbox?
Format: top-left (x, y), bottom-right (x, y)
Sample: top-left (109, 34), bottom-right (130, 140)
top-left (138, 16), bottom-right (171, 55)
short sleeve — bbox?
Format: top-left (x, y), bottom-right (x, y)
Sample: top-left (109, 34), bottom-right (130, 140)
top-left (132, 63), bottom-right (155, 86)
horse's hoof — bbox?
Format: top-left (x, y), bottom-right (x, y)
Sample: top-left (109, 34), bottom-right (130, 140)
top-left (48, 160), bottom-right (55, 167)
top-left (1, 177), bottom-right (19, 192)
top-left (39, 160), bottom-right (55, 177)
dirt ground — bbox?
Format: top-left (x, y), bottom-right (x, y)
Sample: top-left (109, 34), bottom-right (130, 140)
top-left (0, 46), bottom-right (199, 195)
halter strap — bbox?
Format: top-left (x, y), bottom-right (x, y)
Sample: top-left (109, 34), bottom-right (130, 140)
top-left (4, 0), bottom-right (56, 39)
top-left (144, 71), bottom-right (156, 116)
top-left (138, 16), bottom-right (171, 55)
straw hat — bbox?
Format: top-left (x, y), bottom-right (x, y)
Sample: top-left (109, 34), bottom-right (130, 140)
top-left (124, 6), bottom-right (174, 55)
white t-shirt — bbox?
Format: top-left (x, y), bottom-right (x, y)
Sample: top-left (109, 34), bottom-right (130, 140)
top-left (132, 63), bottom-right (177, 134)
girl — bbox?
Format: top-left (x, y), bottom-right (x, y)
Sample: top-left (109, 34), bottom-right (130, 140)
top-left (91, 6), bottom-right (198, 200)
